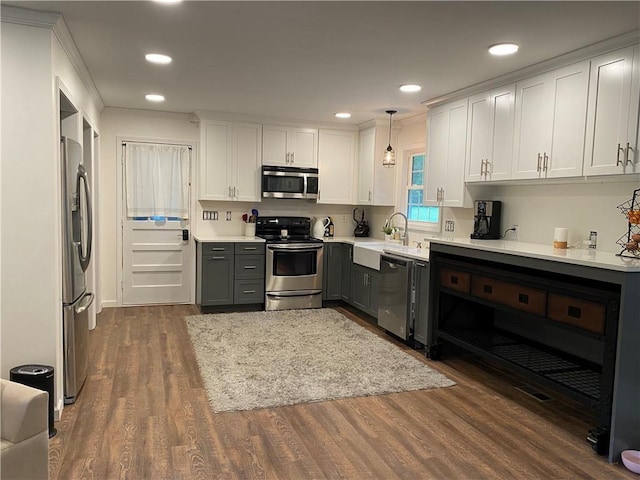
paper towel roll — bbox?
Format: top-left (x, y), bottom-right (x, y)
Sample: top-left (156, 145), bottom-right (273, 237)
top-left (553, 227), bottom-right (568, 249)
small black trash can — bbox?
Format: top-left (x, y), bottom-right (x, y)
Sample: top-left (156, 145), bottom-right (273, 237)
top-left (10, 364), bottom-right (57, 438)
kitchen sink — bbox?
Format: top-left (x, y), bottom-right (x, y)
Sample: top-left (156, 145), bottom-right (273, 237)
top-left (352, 243), bottom-right (387, 270)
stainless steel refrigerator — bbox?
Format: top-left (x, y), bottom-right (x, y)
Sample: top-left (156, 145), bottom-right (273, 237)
top-left (61, 136), bottom-right (94, 404)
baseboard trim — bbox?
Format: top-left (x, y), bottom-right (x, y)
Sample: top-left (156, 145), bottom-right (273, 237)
top-left (101, 300), bottom-right (118, 309)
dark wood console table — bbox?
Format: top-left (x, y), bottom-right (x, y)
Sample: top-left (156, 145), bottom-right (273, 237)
top-left (428, 241), bottom-right (640, 463)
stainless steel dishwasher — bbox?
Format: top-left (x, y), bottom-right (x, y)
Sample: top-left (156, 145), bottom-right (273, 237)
top-left (378, 254), bottom-right (414, 340)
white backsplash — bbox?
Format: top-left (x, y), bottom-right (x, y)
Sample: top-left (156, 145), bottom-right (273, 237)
top-left (195, 199), bottom-right (394, 239)
top-left (468, 178), bottom-right (639, 253)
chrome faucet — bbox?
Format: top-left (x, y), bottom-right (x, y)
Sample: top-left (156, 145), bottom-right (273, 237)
top-left (387, 212), bottom-right (408, 245)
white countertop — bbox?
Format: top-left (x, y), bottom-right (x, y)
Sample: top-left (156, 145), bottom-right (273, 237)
top-left (429, 237), bottom-right (640, 272)
top-left (325, 237), bottom-right (430, 265)
top-left (193, 235), bottom-right (265, 243)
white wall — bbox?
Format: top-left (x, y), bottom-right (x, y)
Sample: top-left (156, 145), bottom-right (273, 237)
top-left (1, 24), bottom-right (57, 384)
top-left (470, 179), bottom-right (638, 252)
top-left (99, 108), bottom-right (199, 306)
top-left (1, 20), bottom-right (102, 416)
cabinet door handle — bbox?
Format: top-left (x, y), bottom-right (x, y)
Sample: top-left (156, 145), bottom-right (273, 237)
top-left (485, 159), bottom-right (490, 176)
top-left (416, 262), bottom-right (426, 268)
top-left (625, 142), bottom-right (632, 165)
top-left (617, 143), bottom-right (624, 166)
top-left (209, 256), bottom-right (225, 260)
top-left (537, 153), bottom-right (542, 172)
top-left (291, 152), bottom-right (295, 164)
top-left (233, 186), bottom-right (237, 198)
top-left (211, 247), bottom-right (226, 251)
top-left (243, 290), bottom-right (256, 294)
top-left (243, 247), bottom-right (257, 251)
top-left (243, 265), bottom-right (257, 269)
top-left (228, 186), bottom-right (232, 197)
top-left (543, 153), bottom-right (548, 172)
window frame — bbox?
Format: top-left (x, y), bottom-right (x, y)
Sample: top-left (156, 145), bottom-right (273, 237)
top-left (398, 146), bottom-right (441, 234)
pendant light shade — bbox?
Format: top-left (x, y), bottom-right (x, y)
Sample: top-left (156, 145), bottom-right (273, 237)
top-left (383, 110), bottom-right (397, 168)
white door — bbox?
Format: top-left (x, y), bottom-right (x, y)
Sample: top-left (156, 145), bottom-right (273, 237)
top-left (123, 218), bottom-right (191, 305)
top-left (465, 92), bottom-right (491, 183)
top-left (513, 73), bottom-right (553, 179)
top-left (584, 46), bottom-right (639, 176)
top-left (122, 142), bottom-right (192, 305)
top-left (290, 128), bottom-right (318, 167)
top-left (425, 106), bottom-right (448, 205)
top-left (318, 129), bottom-right (356, 204)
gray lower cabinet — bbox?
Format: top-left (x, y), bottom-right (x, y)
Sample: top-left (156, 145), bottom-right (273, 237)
top-left (197, 243), bottom-right (234, 306)
top-left (350, 263), bottom-right (380, 318)
top-left (323, 243), bottom-right (342, 300)
top-left (412, 260), bottom-right (429, 345)
top-left (197, 241), bottom-right (265, 307)
top-left (341, 244), bottom-right (352, 302)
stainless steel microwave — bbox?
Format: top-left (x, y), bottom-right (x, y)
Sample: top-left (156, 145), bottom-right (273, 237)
top-left (261, 166), bottom-right (319, 199)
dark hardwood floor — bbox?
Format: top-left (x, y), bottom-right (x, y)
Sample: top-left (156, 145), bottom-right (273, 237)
top-left (49, 304), bottom-right (634, 479)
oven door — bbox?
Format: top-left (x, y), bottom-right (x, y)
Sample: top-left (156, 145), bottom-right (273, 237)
top-left (265, 243), bottom-right (323, 292)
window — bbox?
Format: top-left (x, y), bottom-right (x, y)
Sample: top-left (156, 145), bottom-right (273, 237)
top-left (406, 153), bottom-right (439, 229)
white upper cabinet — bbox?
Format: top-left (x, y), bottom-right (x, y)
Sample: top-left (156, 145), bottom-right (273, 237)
top-left (318, 129), bottom-right (356, 204)
top-left (426, 98), bottom-right (471, 207)
top-left (356, 125), bottom-right (396, 206)
top-left (513, 61), bottom-right (590, 180)
top-left (199, 121), bottom-right (262, 201)
top-left (262, 125), bottom-right (318, 167)
top-left (465, 84), bottom-right (515, 182)
top-left (584, 46), bottom-right (640, 176)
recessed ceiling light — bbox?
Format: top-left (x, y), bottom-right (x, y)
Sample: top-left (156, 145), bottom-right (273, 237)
top-left (488, 43), bottom-right (519, 56)
top-left (152, 0), bottom-right (183, 4)
top-left (399, 84), bottom-right (422, 93)
top-left (145, 94), bottom-right (165, 102)
top-left (145, 53), bottom-right (172, 65)
top-left (335, 112), bottom-right (351, 119)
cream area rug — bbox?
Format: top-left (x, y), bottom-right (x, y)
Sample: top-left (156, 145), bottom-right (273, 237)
top-left (185, 308), bottom-right (455, 412)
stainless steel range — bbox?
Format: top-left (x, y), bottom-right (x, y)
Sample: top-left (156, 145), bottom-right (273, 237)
top-left (256, 216), bottom-right (324, 311)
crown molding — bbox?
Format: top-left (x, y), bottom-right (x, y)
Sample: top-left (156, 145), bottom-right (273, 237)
top-left (1, 5), bottom-right (105, 112)
top-left (423, 30), bottom-right (640, 108)
top-left (0, 4), bottom-right (59, 28)
top-left (52, 17), bottom-right (104, 111)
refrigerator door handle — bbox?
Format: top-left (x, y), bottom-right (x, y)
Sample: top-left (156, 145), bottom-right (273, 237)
top-left (76, 164), bottom-right (93, 272)
top-left (75, 292), bottom-right (94, 314)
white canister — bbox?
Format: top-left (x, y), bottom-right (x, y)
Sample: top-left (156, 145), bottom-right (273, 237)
top-left (244, 223), bottom-right (256, 237)
top-left (553, 227), bottom-right (568, 249)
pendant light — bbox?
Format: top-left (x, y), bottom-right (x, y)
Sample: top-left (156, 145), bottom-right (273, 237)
top-left (383, 110), bottom-right (397, 168)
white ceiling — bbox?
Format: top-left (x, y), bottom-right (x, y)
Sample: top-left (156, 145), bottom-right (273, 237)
top-left (7, 1), bottom-right (640, 125)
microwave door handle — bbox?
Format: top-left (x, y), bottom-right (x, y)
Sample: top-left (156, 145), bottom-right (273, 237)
top-left (303, 174), bottom-right (308, 196)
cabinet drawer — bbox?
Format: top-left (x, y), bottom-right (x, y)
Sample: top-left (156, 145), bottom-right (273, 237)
top-left (235, 243), bottom-right (265, 255)
top-left (439, 268), bottom-right (471, 294)
top-left (471, 275), bottom-right (546, 316)
top-left (547, 293), bottom-right (605, 334)
top-left (234, 279), bottom-right (264, 304)
top-left (234, 255), bottom-right (265, 279)
top-left (202, 243), bottom-right (234, 255)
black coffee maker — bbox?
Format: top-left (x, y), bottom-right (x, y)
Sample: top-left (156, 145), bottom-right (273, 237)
top-left (471, 200), bottom-right (502, 239)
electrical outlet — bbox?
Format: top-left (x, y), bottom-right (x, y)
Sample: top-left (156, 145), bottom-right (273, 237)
top-left (226, 211), bottom-right (232, 221)
top-left (445, 220), bottom-right (455, 232)
top-left (506, 224), bottom-right (519, 240)
top-left (341, 214), bottom-right (348, 223)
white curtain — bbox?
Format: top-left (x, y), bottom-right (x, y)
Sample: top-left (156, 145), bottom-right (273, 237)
top-left (125, 142), bottom-right (190, 219)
